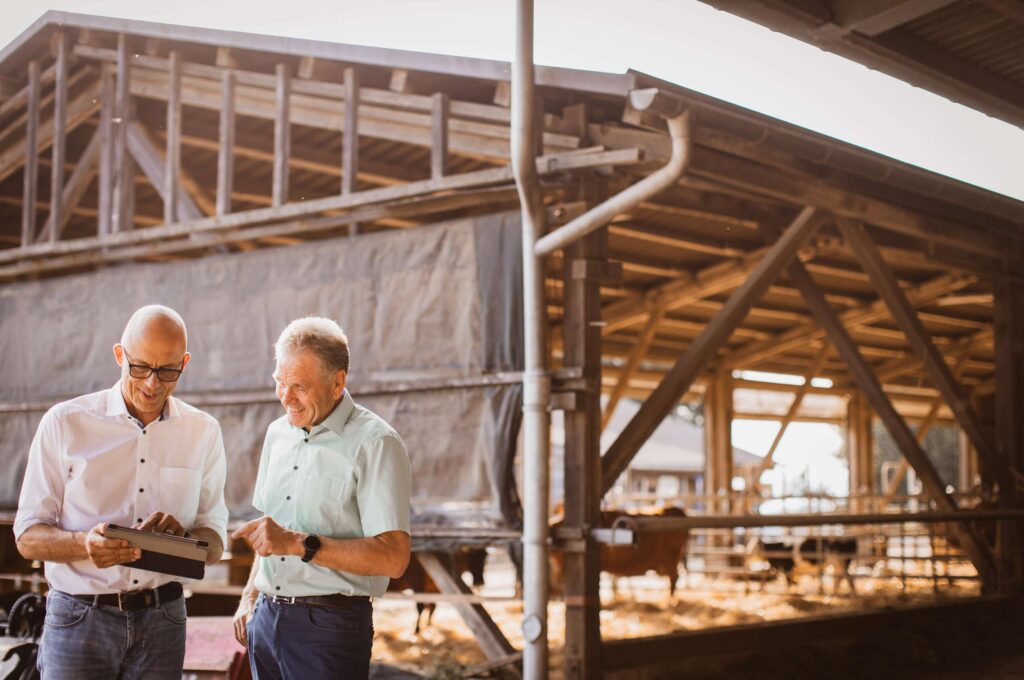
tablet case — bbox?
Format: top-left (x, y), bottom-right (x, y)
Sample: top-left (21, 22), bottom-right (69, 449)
top-left (105, 524), bottom-right (209, 580)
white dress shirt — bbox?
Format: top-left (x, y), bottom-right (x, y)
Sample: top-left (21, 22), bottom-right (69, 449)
top-left (14, 382), bottom-right (229, 595)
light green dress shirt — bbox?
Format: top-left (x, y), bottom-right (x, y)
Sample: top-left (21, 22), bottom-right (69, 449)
top-left (252, 390), bottom-right (411, 597)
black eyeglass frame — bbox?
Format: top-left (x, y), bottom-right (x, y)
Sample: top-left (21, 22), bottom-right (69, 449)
top-left (122, 349), bottom-right (185, 382)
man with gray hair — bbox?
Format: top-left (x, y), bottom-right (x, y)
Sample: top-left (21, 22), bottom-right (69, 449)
top-left (15, 304), bottom-right (229, 679)
top-left (232, 316), bottom-right (411, 680)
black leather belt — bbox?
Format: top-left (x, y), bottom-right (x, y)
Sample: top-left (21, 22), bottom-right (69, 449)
top-left (71, 581), bottom-right (183, 612)
top-left (265, 592), bottom-right (370, 609)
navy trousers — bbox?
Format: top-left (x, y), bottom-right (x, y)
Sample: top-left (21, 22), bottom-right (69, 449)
top-left (247, 594), bottom-right (373, 680)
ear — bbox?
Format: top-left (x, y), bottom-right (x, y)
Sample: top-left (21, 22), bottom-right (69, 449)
top-left (180, 352), bottom-right (191, 371)
top-left (113, 343), bottom-right (125, 366)
top-left (333, 369), bottom-right (347, 400)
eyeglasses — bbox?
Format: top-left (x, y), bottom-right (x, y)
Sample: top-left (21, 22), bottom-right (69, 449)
top-left (123, 350), bottom-right (185, 382)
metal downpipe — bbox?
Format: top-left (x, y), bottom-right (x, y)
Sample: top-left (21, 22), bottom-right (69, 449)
top-left (534, 108), bottom-right (691, 257)
top-left (511, 0), bottom-right (550, 678)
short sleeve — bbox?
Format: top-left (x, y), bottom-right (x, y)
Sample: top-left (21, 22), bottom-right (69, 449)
top-left (251, 427), bottom-right (273, 513)
top-left (356, 434), bottom-right (411, 537)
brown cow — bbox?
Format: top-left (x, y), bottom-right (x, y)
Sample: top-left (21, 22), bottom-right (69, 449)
top-left (387, 548), bottom-right (488, 634)
top-left (550, 506), bottom-right (689, 599)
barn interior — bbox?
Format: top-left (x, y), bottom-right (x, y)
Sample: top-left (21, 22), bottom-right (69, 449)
top-left (0, 5), bottom-right (1023, 679)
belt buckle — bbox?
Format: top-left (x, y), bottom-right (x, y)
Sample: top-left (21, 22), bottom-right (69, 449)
top-left (270, 594), bottom-right (297, 605)
top-left (117, 585), bottom-right (152, 614)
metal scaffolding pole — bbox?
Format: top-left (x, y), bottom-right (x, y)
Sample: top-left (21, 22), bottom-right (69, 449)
top-left (512, 1), bottom-right (550, 677)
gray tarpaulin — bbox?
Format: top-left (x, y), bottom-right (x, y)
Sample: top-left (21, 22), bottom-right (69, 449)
top-left (0, 212), bottom-right (524, 542)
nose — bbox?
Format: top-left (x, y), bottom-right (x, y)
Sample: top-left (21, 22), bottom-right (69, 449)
top-left (144, 372), bottom-right (161, 390)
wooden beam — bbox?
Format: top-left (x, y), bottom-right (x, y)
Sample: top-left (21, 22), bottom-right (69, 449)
top-left (342, 67), bottom-right (359, 236)
top-left (431, 92), bottom-right (449, 180)
top-left (829, 0), bottom-right (959, 36)
top-left (21, 60), bottom-right (40, 247)
top-left (97, 66), bottom-right (114, 237)
top-left (561, 229), bottom-right (606, 679)
top-left (994, 273), bottom-right (1024, 589)
top-left (723, 271), bottom-right (976, 370)
top-left (601, 306), bottom-right (665, 430)
top-left (786, 259), bottom-right (996, 585)
top-left (111, 33), bottom-right (131, 233)
top-left (600, 250), bottom-right (765, 336)
top-left (216, 70), bottom-right (235, 217)
top-left (416, 552), bottom-right (517, 664)
top-left (0, 62), bottom-right (56, 120)
top-left (272, 63), bottom-right (290, 208)
top-left (125, 121), bottom-right (202, 221)
top-left (600, 207), bottom-right (821, 495)
top-left (753, 342), bottom-right (831, 479)
top-left (0, 147), bottom-right (641, 267)
top-left (164, 51), bottom-right (182, 225)
top-left (48, 31), bottom-right (69, 243)
top-left (838, 219), bottom-right (1013, 495)
top-left (38, 129), bottom-right (101, 241)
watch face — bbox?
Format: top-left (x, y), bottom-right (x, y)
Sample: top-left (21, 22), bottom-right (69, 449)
top-left (304, 534), bottom-right (321, 551)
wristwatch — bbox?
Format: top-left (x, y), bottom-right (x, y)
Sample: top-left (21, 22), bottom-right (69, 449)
top-left (301, 534), bottom-right (321, 563)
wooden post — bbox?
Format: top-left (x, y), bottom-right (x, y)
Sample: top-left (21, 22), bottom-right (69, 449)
top-left (958, 426), bottom-right (979, 492)
top-left (48, 31), bottom-right (68, 243)
top-left (21, 60), bottom-right (40, 247)
top-left (39, 130), bottom-right (101, 241)
top-left (164, 50), bottom-right (181, 224)
top-left (704, 368), bottom-right (734, 514)
top-left (216, 70), bottom-right (235, 217)
top-left (342, 67), bottom-right (359, 235)
top-left (600, 207), bottom-right (821, 494)
top-left (994, 274), bottom-right (1024, 591)
top-left (847, 392), bottom-right (874, 510)
top-left (561, 228), bottom-right (606, 680)
top-left (272, 63), bottom-right (290, 208)
top-left (787, 259), bottom-right (996, 585)
top-left (111, 33), bottom-right (131, 233)
top-left (431, 92), bottom-right (449, 180)
top-left (98, 66), bottom-right (114, 237)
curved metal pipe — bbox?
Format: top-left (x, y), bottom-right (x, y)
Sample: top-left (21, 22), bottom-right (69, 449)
top-left (511, 1), bottom-right (551, 678)
top-left (534, 109), bottom-right (691, 257)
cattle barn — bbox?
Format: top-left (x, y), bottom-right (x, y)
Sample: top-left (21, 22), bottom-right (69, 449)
top-left (0, 6), bottom-right (1023, 679)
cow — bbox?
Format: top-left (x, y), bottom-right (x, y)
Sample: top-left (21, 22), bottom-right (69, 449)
top-left (387, 547), bottom-right (488, 635)
top-left (550, 506), bottom-right (689, 600)
top-left (749, 536), bottom-right (858, 594)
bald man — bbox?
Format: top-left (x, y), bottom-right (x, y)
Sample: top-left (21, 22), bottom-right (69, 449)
top-left (15, 304), bottom-right (229, 680)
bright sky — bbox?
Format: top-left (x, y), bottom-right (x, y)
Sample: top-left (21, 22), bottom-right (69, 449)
top-left (3, 0), bottom-right (1023, 202)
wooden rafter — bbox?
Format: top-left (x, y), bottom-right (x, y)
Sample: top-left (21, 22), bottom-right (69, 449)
top-left (600, 207), bottom-right (822, 495)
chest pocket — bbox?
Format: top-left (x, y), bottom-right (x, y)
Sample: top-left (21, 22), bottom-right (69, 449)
top-left (159, 467), bottom-right (201, 529)
top-left (298, 474), bottom-right (349, 535)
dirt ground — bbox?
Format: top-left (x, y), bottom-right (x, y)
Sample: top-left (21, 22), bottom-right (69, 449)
top-left (369, 550), bottom-right (997, 679)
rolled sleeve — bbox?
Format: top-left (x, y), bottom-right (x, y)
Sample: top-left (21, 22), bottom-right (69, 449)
top-left (357, 434), bottom-right (411, 537)
top-left (14, 409), bottom-right (65, 540)
top-left (191, 421), bottom-right (229, 549)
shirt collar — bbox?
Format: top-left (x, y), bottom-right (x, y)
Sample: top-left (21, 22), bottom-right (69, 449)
top-left (104, 381), bottom-right (177, 422)
top-left (305, 389), bottom-right (354, 438)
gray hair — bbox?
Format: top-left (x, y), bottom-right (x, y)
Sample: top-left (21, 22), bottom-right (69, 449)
top-left (274, 316), bottom-right (350, 375)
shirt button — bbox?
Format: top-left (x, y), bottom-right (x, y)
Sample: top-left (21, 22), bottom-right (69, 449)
top-left (142, 430), bottom-right (147, 435)
top-left (139, 488), bottom-right (144, 493)
top-left (304, 438), bottom-right (309, 444)
top-left (140, 458), bottom-right (146, 463)
top-left (280, 557), bottom-right (285, 562)
top-left (293, 465), bottom-right (298, 471)
top-left (286, 495), bottom-right (291, 500)
top-left (133, 579), bottom-right (139, 584)
top-left (136, 518), bottom-right (142, 523)
top-left (275, 586), bottom-right (281, 591)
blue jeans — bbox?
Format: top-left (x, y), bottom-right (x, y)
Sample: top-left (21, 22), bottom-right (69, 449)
top-left (247, 594), bottom-right (374, 680)
top-left (37, 590), bottom-right (187, 680)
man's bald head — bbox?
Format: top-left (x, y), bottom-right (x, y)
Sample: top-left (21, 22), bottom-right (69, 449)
top-left (121, 305), bottom-right (188, 351)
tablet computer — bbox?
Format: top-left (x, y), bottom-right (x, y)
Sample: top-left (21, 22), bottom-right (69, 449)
top-left (105, 524), bottom-right (209, 580)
